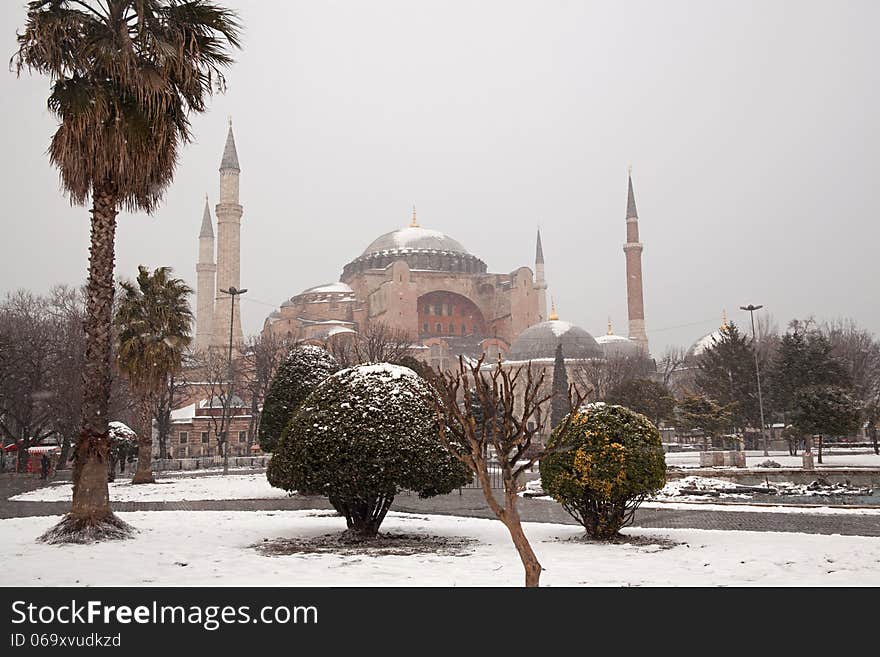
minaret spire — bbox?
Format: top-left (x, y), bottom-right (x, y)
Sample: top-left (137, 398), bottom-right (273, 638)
top-left (623, 167), bottom-right (649, 353)
top-left (534, 228), bottom-right (548, 322)
top-left (214, 122), bottom-right (244, 345)
top-left (195, 195), bottom-right (216, 351)
top-left (548, 295), bottom-right (559, 321)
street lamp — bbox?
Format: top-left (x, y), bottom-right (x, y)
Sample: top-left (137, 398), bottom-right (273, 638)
top-left (219, 286), bottom-right (247, 475)
top-left (740, 304), bottom-right (768, 456)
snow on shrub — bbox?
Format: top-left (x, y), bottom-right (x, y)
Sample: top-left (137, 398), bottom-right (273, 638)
top-left (258, 345), bottom-right (339, 452)
top-left (267, 362), bottom-right (471, 537)
top-left (539, 404), bottom-right (666, 539)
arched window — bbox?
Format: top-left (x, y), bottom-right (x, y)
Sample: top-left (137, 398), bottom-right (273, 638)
top-left (435, 323), bottom-right (442, 333)
top-left (449, 323), bottom-right (455, 334)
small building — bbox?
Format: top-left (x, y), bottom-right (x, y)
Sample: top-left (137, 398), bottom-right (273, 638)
top-left (166, 396), bottom-right (258, 459)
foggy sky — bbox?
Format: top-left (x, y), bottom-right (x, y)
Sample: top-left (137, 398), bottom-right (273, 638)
top-left (1, 0), bottom-right (877, 354)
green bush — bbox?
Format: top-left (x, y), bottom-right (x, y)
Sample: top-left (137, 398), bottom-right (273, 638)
top-left (267, 362), bottom-right (471, 537)
top-left (258, 345), bottom-right (339, 453)
top-left (540, 403), bottom-right (666, 539)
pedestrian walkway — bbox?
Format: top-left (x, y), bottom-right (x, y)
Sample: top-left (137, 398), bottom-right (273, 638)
top-left (3, 473), bottom-right (879, 536)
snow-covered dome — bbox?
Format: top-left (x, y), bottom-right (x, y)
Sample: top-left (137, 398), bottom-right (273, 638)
top-left (689, 329), bottom-right (724, 358)
top-left (342, 217), bottom-right (487, 278)
top-left (301, 281), bottom-right (353, 295)
top-left (360, 226), bottom-right (470, 257)
top-left (507, 320), bottom-right (602, 361)
top-left (595, 333), bottom-right (642, 359)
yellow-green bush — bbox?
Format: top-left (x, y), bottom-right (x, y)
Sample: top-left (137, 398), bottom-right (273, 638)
top-left (540, 404), bottom-right (666, 539)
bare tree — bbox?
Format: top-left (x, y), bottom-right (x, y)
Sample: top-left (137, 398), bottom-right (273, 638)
top-left (329, 322), bottom-right (414, 368)
top-left (572, 353), bottom-right (652, 401)
top-left (0, 291), bottom-right (60, 468)
top-left (191, 347), bottom-right (243, 458)
top-left (431, 357), bottom-right (586, 587)
top-left (238, 332), bottom-right (296, 450)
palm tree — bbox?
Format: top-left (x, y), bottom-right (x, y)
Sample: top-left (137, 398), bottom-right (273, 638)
top-left (14, 1), bottom-right (240, 543)
top-left (115, 266), bottom-right (193, 484)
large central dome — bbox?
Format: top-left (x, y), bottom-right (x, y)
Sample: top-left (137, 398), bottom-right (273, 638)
top-left (361, 226), bottom-right (470, 257)
top-left (342, 216), bottom-right (487, 279)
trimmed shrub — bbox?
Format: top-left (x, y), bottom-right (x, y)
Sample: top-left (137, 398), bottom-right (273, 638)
top-left (258, 345), bottom-right (339, 452)
top-left (540, 403), bottom-right (666, 539)
top-left (267, 362), bottom-right (471, 537)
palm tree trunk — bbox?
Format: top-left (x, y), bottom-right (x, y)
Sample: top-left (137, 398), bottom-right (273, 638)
top-left (39, 183), bottom-right (131, 543)
top-left (131, 397), bottom-right (155, 484)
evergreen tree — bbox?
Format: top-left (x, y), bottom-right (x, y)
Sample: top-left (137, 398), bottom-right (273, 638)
top-left (767, 321), bottom-right (851, 420)
top-left (551, 343), bottom-right (570, 428)
top-left (675, 394), bottom-right (732, 445)
top-left (258, 345), bottom-right (339, 453)
top-left (694, 321), bottom-right (759, 432)
top-left (606, 378), bottom-right (675, 427)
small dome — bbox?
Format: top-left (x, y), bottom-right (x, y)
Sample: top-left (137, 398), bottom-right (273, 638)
top-left (689, 330), bottom-right (724, 357)
top-left (595, 333), bottom-right (642, 359)
top-left (508, 320), bottom-right (602, 361)
top-left (361, 226), bottom-right (470, 257)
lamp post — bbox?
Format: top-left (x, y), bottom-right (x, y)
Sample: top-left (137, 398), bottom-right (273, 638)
top-left (219, 286), bottom-right (247, 475)
top-left (740, 304), bottom-right (768, 456)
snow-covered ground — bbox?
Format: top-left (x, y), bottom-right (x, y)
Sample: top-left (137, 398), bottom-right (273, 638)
top-left (3, 510), bottom-right (878, 586)
top-left (9, 474), bottom-right (290, 503)
top-left (665, 449), bottom-right (880, 469)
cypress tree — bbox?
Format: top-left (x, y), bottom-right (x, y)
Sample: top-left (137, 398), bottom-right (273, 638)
top-left (551, 343), bottom-right (569, 428)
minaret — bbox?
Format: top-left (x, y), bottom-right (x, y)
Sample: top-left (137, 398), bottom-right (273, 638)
top-left (534, 229), bottom-right (548, 322)
top-left (213, 119), bottom-right (244, 345)
top-left (195, 195), bottom-right (216, 351)
top-left (623, 167), bottom-right (649, 353)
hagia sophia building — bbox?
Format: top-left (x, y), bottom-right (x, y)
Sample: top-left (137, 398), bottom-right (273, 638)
top-left (193, 122), bottom-right (650, 372)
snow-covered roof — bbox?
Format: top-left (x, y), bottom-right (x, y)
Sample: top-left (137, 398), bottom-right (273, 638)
top-left (301, 282), bottom-right (353, 295)
top-left (508, 320), bottom-right (601, 361)
top-left (170, 403), bottom-right (197, 423)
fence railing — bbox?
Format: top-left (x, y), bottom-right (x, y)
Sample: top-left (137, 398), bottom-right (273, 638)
top-left (151, 455), bottom-right (271, 472)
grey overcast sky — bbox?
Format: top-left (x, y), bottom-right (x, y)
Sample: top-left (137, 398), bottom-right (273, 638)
top-left (1, 0), bottom-right (877, 354)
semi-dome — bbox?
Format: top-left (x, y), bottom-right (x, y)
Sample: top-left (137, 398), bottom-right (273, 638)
top-left (507, 320), bottom-right (602, 361)
top-left (595, 333), bottom-right (642, 359)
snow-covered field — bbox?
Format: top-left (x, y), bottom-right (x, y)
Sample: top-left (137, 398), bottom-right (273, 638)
top-left (665, 449), bottom-right (880, 469)
top-left (3, 510), bottom-right (878, 586)
top-left (9, 474), bottom-right (290, 503)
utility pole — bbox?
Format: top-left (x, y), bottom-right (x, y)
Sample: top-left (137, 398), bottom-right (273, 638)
top-left (219, 286), bottom-right (247, 475)
top-left (740, 304), bottom-right (768, 456)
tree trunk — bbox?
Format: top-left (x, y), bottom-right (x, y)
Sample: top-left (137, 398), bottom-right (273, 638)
top-left (131, 399), bottom-right (155, 484)
top-left (870, 425), bottom-right (878, 456)
top-left (39, 184), bottom-right (131, 544)
top-left (817, 435), bottom-right (823, 464)
top-left (503, 490), bottom-right (542, 587)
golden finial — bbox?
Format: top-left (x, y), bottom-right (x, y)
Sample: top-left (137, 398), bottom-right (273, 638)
top-left (721, 309), bottom-right (728, 330)
top-left (549, 296), bottom-right (559, 321)
top-left (410, 204), bottom-right (419, 228)
top-left (607, 317), bottom-right (613, 335)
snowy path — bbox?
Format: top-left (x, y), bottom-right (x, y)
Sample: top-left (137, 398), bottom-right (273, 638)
top-left (3, 510), bottom-right (879, 586)
top-left (8, 473), bottom-right (289, 503)
top-left (665, 449), bottom-right (880, 469)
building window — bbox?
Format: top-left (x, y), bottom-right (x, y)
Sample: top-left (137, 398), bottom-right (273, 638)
top-left (449, 323), bottom-right (455, 334)
top-left (435, 323), bottom-right (442, 334)
top-left (461, 325), bottom-right (467, 335)
top-left (434, 304), bottom-right (442, 316)
top-left (239, 431), bottom-right (247, 443)
top-left (179, 431), bottom-right (188, 444)
top-left (201, 431), bottom-right (209, 444)
top-left (423, 322), bottom-right (429, 334)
